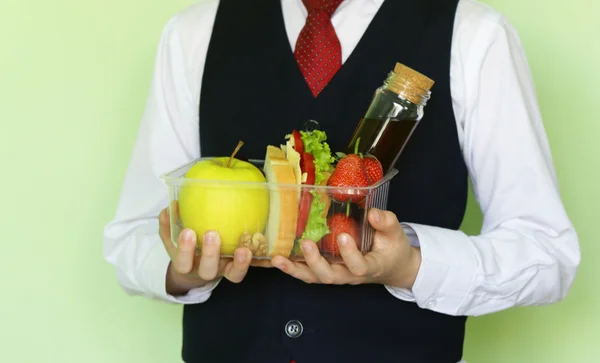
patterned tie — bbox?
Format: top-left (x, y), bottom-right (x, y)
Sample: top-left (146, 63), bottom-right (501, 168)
top-left (294, 0), bottom-right (345, 97)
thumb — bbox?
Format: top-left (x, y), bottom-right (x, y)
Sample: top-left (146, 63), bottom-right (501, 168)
top-left (367, 209), bottom-right (404, 241)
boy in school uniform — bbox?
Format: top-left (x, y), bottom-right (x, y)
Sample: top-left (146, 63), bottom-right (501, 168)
top-left (104, 1), bottom-right (580, 362)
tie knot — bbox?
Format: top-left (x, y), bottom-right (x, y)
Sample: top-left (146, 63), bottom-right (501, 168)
top-left (302, 0), bottom-right (344, 16)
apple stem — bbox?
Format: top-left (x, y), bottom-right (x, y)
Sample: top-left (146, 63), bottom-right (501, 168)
top-left (227, 140), bottom-right (244, 168)
top-left (346, 203), bottom-right (351, 217)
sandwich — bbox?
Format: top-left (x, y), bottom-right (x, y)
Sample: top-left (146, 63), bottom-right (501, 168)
top-left (262, 129), bottom-right (336, 258)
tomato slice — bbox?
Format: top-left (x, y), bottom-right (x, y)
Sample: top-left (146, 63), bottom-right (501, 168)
top-left (296, 152), bottom-right (316, 238)
top-left (301, 152), bottom-right (316, 185)
top-left (292, 129), bottom-right (304, 156)
top-left (296, 191), bottom-right (313, 238)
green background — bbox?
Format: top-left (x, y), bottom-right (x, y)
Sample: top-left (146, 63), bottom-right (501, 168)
top-left (1, 0), bottom-right (597, 362)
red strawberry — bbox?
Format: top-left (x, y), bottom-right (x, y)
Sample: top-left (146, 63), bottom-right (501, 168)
top-left (363, 155), bottom-right (383, 184)
top-left (357, 155), bottom-right (383, 209)
top-left (320, 214), bottom-right (361, 255)
top-left (327, 154), bottom-right (370, 203)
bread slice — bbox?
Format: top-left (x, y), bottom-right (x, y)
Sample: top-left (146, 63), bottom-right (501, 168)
top-left (263, 145), bottom-right (300, 258)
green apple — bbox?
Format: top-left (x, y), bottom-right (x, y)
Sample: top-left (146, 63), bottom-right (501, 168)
top-left (177, 143), bottom-right (269, 256)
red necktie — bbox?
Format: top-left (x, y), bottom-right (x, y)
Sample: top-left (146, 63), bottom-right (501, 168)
top-left (294, 0), bottom-right (345, 97)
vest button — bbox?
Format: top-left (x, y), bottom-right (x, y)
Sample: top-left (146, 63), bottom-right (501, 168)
top-left (285, 320), bottom-right (303, 338)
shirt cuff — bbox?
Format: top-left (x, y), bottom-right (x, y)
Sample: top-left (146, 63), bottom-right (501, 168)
top-left (387, 222), bottom-right (477, 316)
top-left (140, 241), bottom-right (221, 304)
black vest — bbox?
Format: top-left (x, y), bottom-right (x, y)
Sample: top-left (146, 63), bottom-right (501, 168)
top-left (188, 0), bottom-right (469, 362)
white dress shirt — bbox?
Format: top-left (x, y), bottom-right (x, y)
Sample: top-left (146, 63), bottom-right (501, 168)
top-left (104, 0), bottom-right (580, 333)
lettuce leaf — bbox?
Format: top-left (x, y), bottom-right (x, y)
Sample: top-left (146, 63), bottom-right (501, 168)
top-left (301, 189), bottom-right (330, 242)
top-left (300, 130), bottom-right (335, 185)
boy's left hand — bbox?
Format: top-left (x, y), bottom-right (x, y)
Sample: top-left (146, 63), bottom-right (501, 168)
top-left (271, 208), bottom-right (421, 290)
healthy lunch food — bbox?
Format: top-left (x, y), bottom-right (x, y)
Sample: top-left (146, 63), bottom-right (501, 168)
top-left (174, 129), bottom-right (386, 262)
top-left (169, 62), bottom-right (433, 261)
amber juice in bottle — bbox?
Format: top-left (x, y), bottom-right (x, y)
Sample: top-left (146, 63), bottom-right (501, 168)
top-left (345, 63), bottom-right (435, 173)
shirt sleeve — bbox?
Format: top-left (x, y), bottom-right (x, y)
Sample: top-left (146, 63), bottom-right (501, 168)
top-left (102, 15), bottom-right (221, 304)
top-left (385, 8), bottom-right (581, 316)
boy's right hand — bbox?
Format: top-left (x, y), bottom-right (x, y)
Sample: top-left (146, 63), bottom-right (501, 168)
top-left (158, 207), bottom-right (270, 296)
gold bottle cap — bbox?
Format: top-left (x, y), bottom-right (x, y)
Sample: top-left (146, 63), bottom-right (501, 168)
top-left (388, 63), bottom-right (435, 104)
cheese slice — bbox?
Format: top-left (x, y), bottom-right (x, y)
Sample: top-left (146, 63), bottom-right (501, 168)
top-left (285, 139), bottom-right (302, 186)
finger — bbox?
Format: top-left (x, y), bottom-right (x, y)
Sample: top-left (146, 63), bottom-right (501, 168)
top-left (222, 248), bottom-right (252, 283)
top-left (368, 209), bottom-right (404, 241)
top-left (169, 200), bottom-right (180, 220)
top-left (158, 208), bottom-right (175, 254)
top-left (172, 228), bottom-right (197, 274)
top-left (300, 241), bottom-right (337, 284)
top-left (337, 233), bottom-right (374, 277)
top-left (271, 255), bottom-right (320, 284)
top-left (197, 230), bottom-right (221, 281)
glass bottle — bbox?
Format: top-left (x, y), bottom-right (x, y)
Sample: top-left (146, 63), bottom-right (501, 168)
top-left (344, 63), bottom-right (435, 173)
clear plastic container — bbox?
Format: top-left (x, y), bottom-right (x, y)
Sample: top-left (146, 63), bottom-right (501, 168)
top-left (160, 158), bottom-right (399, 263)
